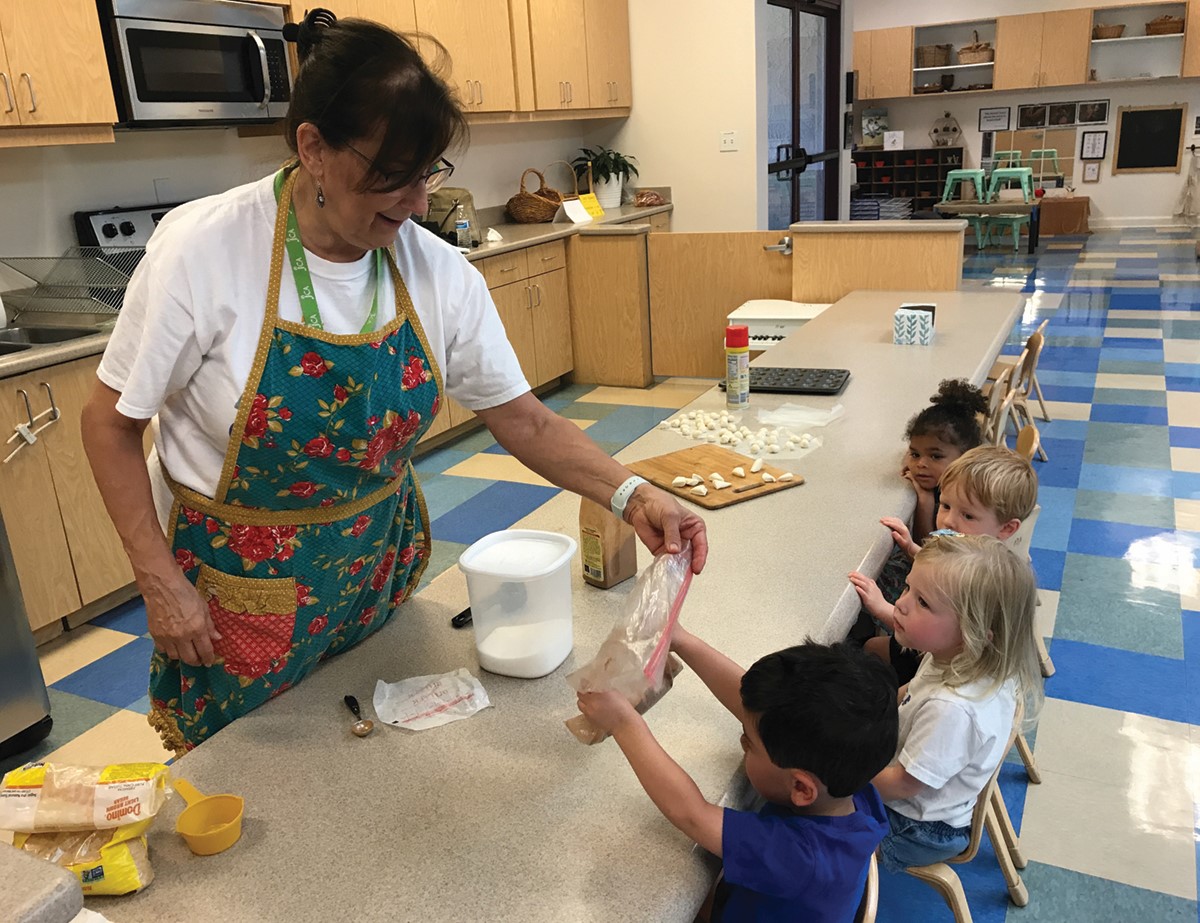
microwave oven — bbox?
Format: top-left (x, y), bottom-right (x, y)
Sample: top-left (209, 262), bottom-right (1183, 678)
top-left (99, 0), bottom-right (293, 126)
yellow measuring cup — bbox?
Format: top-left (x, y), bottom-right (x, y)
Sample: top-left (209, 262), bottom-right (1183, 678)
top-left (173, 778), bottom-right (244, 856)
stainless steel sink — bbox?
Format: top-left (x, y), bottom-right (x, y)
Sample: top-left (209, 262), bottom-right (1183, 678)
top-left (0, 325), bottom-right (102, 345)
top-left (0, 341), bottom-right (30, 355)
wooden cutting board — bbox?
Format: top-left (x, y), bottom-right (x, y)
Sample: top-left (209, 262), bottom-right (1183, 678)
top-left (627, 445), bottom-right (804, 510)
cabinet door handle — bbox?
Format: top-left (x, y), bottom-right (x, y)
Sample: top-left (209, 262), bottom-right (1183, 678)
top-left (40, 382), bottom-right (60, 422)
top-left (500, 265), bottom-right (517, 273)
top-left (559, 81), bottom-right (565, 104)
top-left (533, 283), bottom-right (542, 307)
top-left (0, 74), bottom-right (13, 114)
top-left (525, 285), bottom-right (533, 309)
top-left (19, 73), bottom-right (36, 113)
top-left (475, 80), bottom-right (483, 105)
top-left (465, 80), bottom-right (474, 104)
top-left (566, 81), bottom-right (573, 103)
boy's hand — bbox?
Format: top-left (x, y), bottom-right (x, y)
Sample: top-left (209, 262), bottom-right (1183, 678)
top-left (881, 516), bottom-right (920, 558)
top-left (848, 571), bottom-right (895, 626)
top-left (577, 689), bottom-right (638, 734)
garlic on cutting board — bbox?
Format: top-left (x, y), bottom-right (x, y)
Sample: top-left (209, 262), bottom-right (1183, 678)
top-left (691, 484), bottom-right (709, 497)
top-left (732, 466), bottom-right (745, 478)
top-left (750, 458), bottom-right (764, 473)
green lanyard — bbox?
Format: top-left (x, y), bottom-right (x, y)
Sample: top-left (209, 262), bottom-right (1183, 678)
top-left (274, 169), bottom-right (381, 333)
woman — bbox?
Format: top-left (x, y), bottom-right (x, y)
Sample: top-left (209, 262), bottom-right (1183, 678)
top-left (82, 12), bottom-right (706, 755)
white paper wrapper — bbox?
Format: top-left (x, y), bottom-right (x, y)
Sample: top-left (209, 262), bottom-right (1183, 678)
top-left (373, 669), bottom-right (492, 731)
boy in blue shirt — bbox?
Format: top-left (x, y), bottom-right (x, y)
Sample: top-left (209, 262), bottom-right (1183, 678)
top-left (577, 629), bottom-right (898, 922)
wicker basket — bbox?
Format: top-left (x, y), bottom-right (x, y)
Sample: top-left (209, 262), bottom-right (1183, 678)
top-left (1092, 22), bottom-right (1126, 39)
top-left (957, 30), bottom-right (994, 64)
top-left (1146, 15), bottom-right (1184, 35)
top-left (915, 43), bottom-right (952, 68)
top-left (506, 169), bottom-right (564, 223)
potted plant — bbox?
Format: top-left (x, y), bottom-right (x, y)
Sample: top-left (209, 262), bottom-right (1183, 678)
top-left (571, 146), bottom-right (639, 209)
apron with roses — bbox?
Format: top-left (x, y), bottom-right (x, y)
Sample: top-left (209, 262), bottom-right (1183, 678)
top-left (148, 166), bottom-right (443, 755)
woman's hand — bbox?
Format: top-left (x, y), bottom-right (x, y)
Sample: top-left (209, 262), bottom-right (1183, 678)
top-left (626, 485), bottom-right (709, 574)
top-left (577, 689), bottom-right (638, 734)
top-left (848, 571), bottom-right (895, 627)
top-left (144, 573), bottom-right (223, 667)
top-left (881, 516), bottom-right (920, 558)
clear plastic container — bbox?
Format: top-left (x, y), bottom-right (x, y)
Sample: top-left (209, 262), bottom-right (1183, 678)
top-left (458, 530), bottom-right (577, 678)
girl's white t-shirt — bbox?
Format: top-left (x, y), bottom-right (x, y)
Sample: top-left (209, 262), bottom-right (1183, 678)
top-left (97, 175), bottom-right (529, 522)
top-left (886, 654), bottom-right (1018, 829)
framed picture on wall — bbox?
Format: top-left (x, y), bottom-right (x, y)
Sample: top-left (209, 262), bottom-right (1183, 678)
top-left (1018, 104), bottom-right (1048, 129)
top-left (1082, 161), bottom-right (1101, 183)
top-left (1049, 102), bottom-right (1077, 126)
top-left (978, 107), bottom-right (1011, 132)
top-left (1081, 130), bottom-right (1108, 160)
top-left (1077, 100), bottom-right (1110, 125)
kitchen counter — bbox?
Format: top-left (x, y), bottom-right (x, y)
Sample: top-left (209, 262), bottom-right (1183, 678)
top-left (0, 204), bottom-right (672, 381)
top-left (0, 843), bottom-right (83, 923)
top-left (109, 288), bottom-right (1021, 923)
top-left (790, 219), bottom-right (967, 233)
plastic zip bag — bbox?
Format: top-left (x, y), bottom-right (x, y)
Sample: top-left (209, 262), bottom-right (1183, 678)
top-left (564, 543), bottom-right (694, 744)
top-left (15, 820), bottom-right (155, 896)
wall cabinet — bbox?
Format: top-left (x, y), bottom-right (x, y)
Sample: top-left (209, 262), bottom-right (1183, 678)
top-left (1185, 0), bottom-right (1200, 75)
top-left (0, 356), bottom-right (135, 633)
top-left (529, 0), bottom-right (591, 109)
top-left (854, 27), bottom-right (912, 100)
top-left (413, 0), bottom-right (515, 111)
top-left (584, 0), bottom-right (632, 108)
top-left (0, 0), bottom-right (117, 127)
top-left (993, 10), bottom-right (1090, 90)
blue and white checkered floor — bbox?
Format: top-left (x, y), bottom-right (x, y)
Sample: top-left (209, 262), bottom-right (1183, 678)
top-left (9, 228), bottom-right (1200, 921)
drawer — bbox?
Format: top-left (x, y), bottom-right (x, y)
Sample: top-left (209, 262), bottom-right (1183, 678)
top-left (525, 239), bottom-right (567, 276)
top-left (477, 249), bottom-right (529, 288)
top-left (648, 212), bottom-right (672, 233)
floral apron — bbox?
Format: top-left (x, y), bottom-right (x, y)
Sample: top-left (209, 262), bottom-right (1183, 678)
top-left (149, 167), bottom-right (443, 755)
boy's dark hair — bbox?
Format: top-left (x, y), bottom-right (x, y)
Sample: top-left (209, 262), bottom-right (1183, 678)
top-left (904, 378), bottom-right (987, 452)
top-left (284, 10), bottom-right (468, 193)
top-left (740, 642), bottom-right (898, 798)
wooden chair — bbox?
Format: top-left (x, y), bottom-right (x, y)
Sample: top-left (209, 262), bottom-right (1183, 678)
top-left (855, 853), bottom-right (880, 923)
top-left (989, 320), bottom-right (1051, 422)
top-left (982, 364), bottom-right (1016, 446)
top-left (1005, 504), bottom-right (1055, 686)
top-left (1015, 425), bottom-right (1040, 462)
top-left (994, 338), bottom-right (1048, 460)
top-left (905, 704), bottom-right (1030, 922)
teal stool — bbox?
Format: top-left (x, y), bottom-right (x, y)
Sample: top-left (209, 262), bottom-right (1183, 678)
top-left (965, 214), bottom-right (991, 250)
top-left (985, 214), bottom-right (1030, 253)
top-left (993, 150), bottom-right (1023, 168)
top-left (942, 169), bottom-right (988, 203)
top-left (987, 167), bottom-right (1033, 203)
top-left (1030, 149), bottom-right (1061, 174)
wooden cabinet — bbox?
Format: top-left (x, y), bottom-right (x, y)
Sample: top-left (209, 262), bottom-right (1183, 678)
top-left (855, 27), bottom-right (912, 99)
top-left (994, 10), bottom-right (1089, 90)
top-left (0, 0), bottom-right (117, 127)
top-left (1186, 0), bottom-right (1200, 75)
top-left (0, 38), bottom-right (17, 128)
top-left (648, 212), bottom-right (672, 233)
top-left (528, 0), bottom-right (590, 109)
top-left (413, 0), bottom-right (515, 111)
top-left (584, 0), bottom-right (632, 108)
top-left (0, 355), bottom-right (143, 631)
top-left (491, 281), bottom-right (538, 386)
top-left (0, 370), bottom-right (82, 631)
top-left (292, 0), bottom-right (359, 20)
top-left (354, 0), bottom-right (417, 33)
top-left (530, 268), bottom-right (572, 383)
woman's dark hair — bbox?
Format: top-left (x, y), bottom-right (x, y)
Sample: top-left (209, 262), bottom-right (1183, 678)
top-left (740, 642), bottom-right (898, 798)
top-left (904, 378), bottom-right (987, 451)
top-left (283, 9), bottom-right (468, 192)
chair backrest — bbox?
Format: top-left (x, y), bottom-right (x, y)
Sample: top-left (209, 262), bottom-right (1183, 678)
top-left (1015, 424), bottom-right (1040, 462)
top-left (1015, 333), bottom-right (1043, 395)
top-left (1004, 503), bottom-right (1040, 563)
top-left (985, 361), bottom-right (1018, 444)
top-left (854, 853), bottom-right (880, 923)
top-left (993, 390), bottom-right (1018, 445)
top-left (948, 699), bottom-right (1024, 866)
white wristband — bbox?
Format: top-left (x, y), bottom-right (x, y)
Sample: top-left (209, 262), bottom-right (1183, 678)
top-left (610, 475), bottom-right (649, 520)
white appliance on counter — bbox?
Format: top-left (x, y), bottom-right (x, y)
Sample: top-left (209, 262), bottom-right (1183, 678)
top-left (727, 299), bottom-right (832, 351)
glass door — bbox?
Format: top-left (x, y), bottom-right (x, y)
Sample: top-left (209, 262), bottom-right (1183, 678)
top-left (766, 0), bottom-right (841, 226)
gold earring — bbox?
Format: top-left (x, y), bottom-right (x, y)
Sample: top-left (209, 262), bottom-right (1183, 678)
top-left (316, 181), bottom-right (326, 209)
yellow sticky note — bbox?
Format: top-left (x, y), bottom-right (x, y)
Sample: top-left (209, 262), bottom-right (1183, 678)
top-left (578, 193), bottom-right (605, 218)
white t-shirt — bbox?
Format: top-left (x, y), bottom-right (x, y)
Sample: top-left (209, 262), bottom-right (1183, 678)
top-left (886, 655), bottom-right (1017, 829)
top-left (98, 174), bottom-right (529, 521)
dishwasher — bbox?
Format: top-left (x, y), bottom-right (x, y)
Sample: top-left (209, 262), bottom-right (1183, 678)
top-left (0, 514), bottom-right (52, 761)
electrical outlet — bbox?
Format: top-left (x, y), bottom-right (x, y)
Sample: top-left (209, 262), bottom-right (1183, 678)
top-left (719, 131), bottom-right (738, 152)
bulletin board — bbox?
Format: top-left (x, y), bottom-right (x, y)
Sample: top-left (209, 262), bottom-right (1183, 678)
top-left (1113, 104), bottom-right (1187, 174)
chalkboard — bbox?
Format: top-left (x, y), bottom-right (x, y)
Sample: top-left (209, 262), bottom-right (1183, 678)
top-left (1113, 105), bottom-right (1187, 174)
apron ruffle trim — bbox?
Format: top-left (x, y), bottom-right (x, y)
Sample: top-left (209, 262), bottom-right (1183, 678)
top-left (148, 706), bottom-right (189, 759)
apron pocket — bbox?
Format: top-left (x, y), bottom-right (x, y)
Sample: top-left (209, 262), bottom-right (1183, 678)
top-left (196, 564), bottom-right (297, 681)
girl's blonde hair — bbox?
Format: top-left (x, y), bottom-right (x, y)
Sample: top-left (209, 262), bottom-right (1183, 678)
top-left (916, 533), bottom-right (1044, 725)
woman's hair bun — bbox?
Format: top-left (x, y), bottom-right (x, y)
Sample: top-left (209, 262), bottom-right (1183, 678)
top-left (283, 8), bottom-right (337, 61)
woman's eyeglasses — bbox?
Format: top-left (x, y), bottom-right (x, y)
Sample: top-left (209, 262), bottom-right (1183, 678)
top-left (344, 143), bottom-right (455, 193)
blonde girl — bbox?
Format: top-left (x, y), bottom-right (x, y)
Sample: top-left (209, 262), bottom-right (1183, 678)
top-left (870, 533), bottom-right (1043, 872)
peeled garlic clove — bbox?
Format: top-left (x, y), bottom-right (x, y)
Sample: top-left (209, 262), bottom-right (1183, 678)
top-left (799, 437), bottom-right (810, 448)
top-left (712, 480), bottom-right (731, 490)
top-left (767, 445), bottom-right (780, 454)
top-left (732, 466), bottom-right (746, 478)
top-left (779, 472), bottom-right (794, 482)
top-left (750, 458), bottom-right (764, 473)
top-left (690, 484), bottom-right (709, 497)
top-left (762, 472), bottom-right (776, 483)
top-left (669, 419), bottom-right (681, 428)
top-left (750, 442), bottom-right (761, 453)
top-left (672, 476), bottom-right (689, 487)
